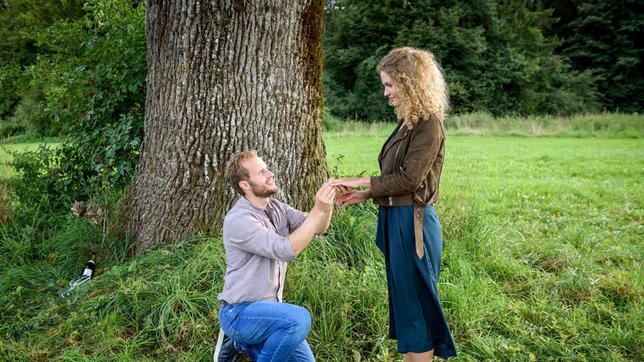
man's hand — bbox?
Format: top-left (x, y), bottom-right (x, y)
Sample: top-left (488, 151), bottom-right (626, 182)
top-left (331, 177), bottom-right (371, 207)
top-left (313, 179), bottom-right (337, 212)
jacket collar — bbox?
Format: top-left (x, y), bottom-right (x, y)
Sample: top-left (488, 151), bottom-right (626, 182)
top-left (379, 121), bottom-right (409, 162)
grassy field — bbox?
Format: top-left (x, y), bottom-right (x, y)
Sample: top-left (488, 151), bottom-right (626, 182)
top-left (0, 119), bottom-right (642, 361)
top-left (325, 130), bottom-right (643, 360)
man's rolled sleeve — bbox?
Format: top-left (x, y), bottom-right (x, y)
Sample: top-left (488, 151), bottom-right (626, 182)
top-left (224, 215), bottom-right (295, 262)
top-left (283, 203), bottom-right (307, 232)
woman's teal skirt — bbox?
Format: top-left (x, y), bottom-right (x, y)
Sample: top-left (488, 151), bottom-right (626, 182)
top-left (375, 204), bottom-right (457, 357)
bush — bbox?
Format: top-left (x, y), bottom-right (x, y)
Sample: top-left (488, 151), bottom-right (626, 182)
top-left (7, 85), bottom-right (51, 136)
top-left (322, 107), bottom-right (343, 131)
top-left (10, 114), bottom-right (142, 211)
top-left (0, 121), bottom-right (26, 138)
top-left (0, 65), bottom-right (22, 120)
top-left (10, 0), bottom-right (146, 211)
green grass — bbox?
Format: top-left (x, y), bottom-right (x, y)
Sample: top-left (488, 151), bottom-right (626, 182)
top-left (325, 128), bottom-right (643, 361)
top-left (1, 115), bottom-right (643, 361)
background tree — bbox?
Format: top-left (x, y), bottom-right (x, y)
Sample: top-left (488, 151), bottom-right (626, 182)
top-left (0, 0), bottom-right (85, 134)
top-left (545, 0), bottom-right (643, 112)
top-left (322, 0), bottom-right (597, 120)
top-left (125, 0), bottom-right (328, 251)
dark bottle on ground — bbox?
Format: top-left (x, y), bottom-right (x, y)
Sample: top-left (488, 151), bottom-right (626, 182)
top-left (82, 253), bottom-right (96, 278)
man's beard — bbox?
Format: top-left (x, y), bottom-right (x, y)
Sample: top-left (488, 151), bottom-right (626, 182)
top-left (249, 180), bottom-right (277, 198)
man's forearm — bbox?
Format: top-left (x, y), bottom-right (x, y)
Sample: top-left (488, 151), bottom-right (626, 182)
top-left (288, 207), bottom-right (331, 256)
top-left (318, 206), bottom-right (333, 234)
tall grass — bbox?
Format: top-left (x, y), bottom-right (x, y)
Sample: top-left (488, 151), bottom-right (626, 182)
top-left (445, 111), bottom-right (643, 138)
top-left (0, 179), bottom-right (12, 224)
top-left (322, 129), bottom-right (643, 361)
top-left (324, 111), bottom-right (644, 139)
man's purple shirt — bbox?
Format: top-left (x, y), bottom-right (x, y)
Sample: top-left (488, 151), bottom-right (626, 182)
top-left (218, 196), bottom-right (306, 304)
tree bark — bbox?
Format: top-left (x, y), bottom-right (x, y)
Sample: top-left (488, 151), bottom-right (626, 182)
top-left (126, 0), bottom-right (327, 252)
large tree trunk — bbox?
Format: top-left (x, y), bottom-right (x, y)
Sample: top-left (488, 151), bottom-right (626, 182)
top-left (126, 0), bottom-right (327, 252)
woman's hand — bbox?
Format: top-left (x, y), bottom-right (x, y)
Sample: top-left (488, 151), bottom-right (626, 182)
top-left (330, 177), bottom-right (371, 189)
top-left (337, 189), bottom-right (371, 207)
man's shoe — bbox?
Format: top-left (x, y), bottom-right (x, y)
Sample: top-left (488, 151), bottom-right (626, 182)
top-left (214, 328), bottom-right (240, 362)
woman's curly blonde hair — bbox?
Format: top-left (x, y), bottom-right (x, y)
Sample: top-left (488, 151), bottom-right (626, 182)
top-left (377, 47), bottom-right (449, 127)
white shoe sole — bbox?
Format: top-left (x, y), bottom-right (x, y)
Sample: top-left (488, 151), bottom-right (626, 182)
top-left (213, 327), bottom-right (225, 362)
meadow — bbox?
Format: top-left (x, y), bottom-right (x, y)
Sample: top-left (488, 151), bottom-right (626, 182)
top-left (324, 126), bottom-right (643, 361)
top-left (0, 115), bottom-right (642, 361)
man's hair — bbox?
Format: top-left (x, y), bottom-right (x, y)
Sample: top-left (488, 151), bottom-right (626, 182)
top-left (225, 150), bottom-right (257, 195)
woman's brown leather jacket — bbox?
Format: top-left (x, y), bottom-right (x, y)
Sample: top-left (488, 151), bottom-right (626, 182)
top-left (371, 115), bottom-right (445, 207)
top-left (370, 116), bottom-right (445, 258)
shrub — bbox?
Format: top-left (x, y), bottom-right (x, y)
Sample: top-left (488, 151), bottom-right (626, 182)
top-left (0, 121), bottom-right (25, 139)
top-left (322, 107), bottom-right (343, 131)
top-left (10, 113), bottom-right (141, 211)
top-left (11, 0), bottom-right (146, 211)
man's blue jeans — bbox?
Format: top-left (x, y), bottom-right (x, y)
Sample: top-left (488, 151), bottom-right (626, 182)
top-left (218, 301), bottom-right (315, 362)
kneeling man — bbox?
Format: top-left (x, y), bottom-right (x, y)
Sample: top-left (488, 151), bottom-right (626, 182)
top-left (217, 150), bottom-right (336, 361)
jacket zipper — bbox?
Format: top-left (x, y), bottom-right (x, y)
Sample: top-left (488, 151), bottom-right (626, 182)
top-left (389, 132), bottom-right (406, 206)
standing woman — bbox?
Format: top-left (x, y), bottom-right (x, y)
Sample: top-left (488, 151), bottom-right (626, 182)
top-left (332, 47), bottom-right (457, 360)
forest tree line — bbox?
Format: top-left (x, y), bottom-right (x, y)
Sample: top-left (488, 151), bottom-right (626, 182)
top-left (1, 0), bottom-right (642, 135)
top-left (322, 0), bottom-right (642, 120)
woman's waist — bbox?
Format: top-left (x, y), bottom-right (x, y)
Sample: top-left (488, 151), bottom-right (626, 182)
top-left (373, 194), bottom-right (414, 206)
top-left (373, 193), bottom-right (438, 207)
